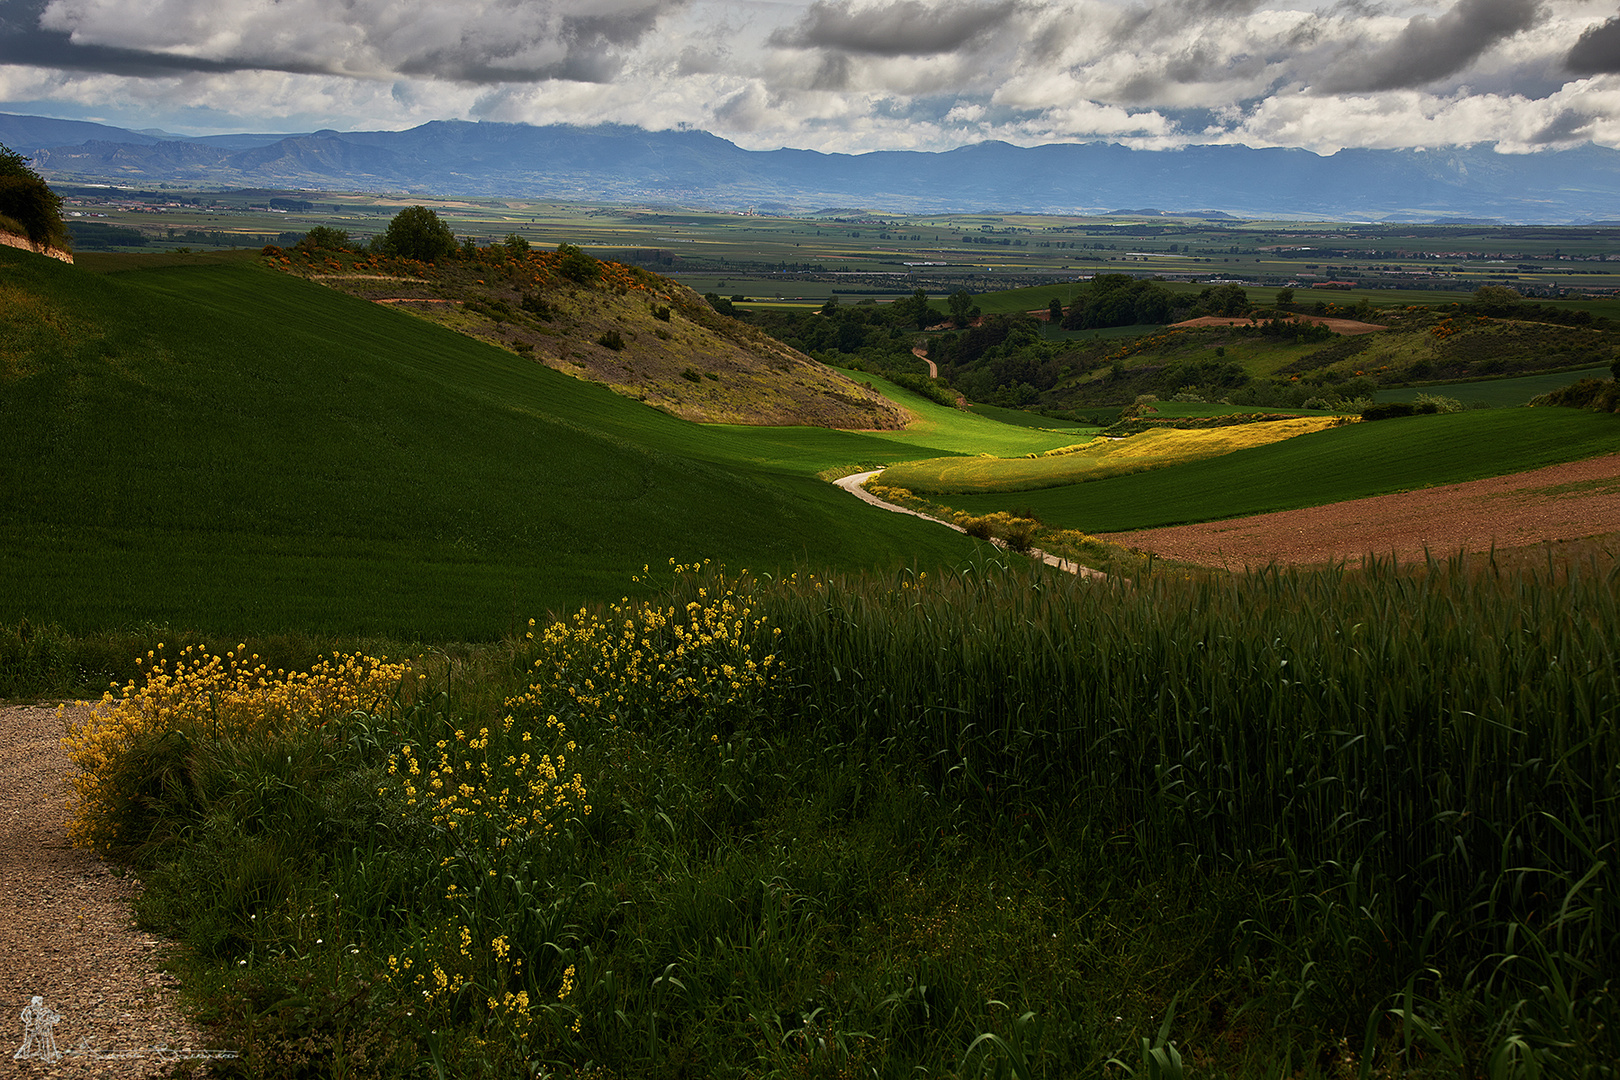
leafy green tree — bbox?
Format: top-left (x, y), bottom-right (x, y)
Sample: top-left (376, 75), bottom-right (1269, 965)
top-left (556, 242), bottom-right (600, 285)
top-left (376, 205), bottom-right (457, 263)
top-left (948, 289), bottom-right (975, 327)
top-left (901, 287), bottom-right (934, 330)
top-left (0, 143), bottom-right (68, 251)
top-left (1275, 286), bottom-right (1295, 309)
top-left (294, 225), bottom-right (354, 253)
top-left (1199, 283), bottom-right (1251, 317)
top-left (819, 295), bottom-right (839, 316)
top-left (1049, 298), bottom-right (1063, 323)
top-left (503, 233), bottom-right (530, 257)
top-left (1472, 284), bottom-right (1521, 316)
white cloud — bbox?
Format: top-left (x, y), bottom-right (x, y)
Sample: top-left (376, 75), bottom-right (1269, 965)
top-left (4, 0), bottom-right (1620, 153)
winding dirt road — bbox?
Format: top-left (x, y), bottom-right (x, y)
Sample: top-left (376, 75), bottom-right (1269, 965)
top-left (836, 472), bottom-right (1106, 578)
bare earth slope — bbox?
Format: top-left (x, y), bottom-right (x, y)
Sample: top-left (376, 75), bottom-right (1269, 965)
top-left (281, 248), bottom-right (906, 429)
top-left (1, 705), bottom-right (218, 1078)
top-left (1098, 452), bottom-right (1620, 568)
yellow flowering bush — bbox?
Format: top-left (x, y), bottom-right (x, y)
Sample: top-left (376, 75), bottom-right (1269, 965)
top-left (387, 713), bottom-right (589, 840)
top-left (64, 644), bottom-right (412, 850)
top-left (524, 559), bottom-right (781, 728)
top-left (379, 649), bottom-right (595, 1047)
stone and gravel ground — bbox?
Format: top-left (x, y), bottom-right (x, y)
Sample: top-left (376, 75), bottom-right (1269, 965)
top-left (1, 704), bottom-right (218, 1078)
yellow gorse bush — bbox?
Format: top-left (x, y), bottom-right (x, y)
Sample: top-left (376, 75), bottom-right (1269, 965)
top-left (63, 645), bottom-right (413, 850)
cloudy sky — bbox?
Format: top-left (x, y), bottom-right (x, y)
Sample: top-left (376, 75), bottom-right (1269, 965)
top-left (2, 0), bottom-right (1619, 154)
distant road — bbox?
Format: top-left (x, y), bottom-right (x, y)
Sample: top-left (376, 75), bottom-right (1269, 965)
top-left (910, 345), bottom-right (938, 377)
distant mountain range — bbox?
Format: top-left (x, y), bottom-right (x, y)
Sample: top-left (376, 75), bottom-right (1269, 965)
top-left (6, 112), bottom-right (1620, 223)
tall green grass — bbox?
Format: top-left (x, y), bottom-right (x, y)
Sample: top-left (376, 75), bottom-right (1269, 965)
top-left (85, 554), bottom-right (1620, 1078)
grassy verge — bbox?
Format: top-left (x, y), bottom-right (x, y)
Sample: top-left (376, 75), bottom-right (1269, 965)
top-left (63, 555), bottom-right (1618, 1078)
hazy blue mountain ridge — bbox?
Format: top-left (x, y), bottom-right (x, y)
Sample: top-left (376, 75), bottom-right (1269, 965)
top-left (5, 112), bottom-right (1618, 222)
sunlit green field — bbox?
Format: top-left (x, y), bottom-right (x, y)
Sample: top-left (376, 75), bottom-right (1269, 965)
top-left (941, 408), bottom-right (1620, 531)
top-left (1374, 365), bottom-right (1615, 406)
top-left (878, 418), bottom-right (1342, 494)
top-left (828, 369), bottom-right (1092, 456)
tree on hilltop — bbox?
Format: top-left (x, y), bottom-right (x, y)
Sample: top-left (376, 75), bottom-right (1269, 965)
top-left (375, 205), bottom-right (457, 263)
top-left (1472, 284), bottom-right (1522, 316)
top-left (556, 242), bottom-right (601, 285)
top-left (0, 143), bottom-right (69, 252)
top-left (295, 225), bottom-right (356, 254)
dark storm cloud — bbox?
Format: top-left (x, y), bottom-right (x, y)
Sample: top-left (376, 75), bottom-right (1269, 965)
top-left (1314, 0), bottom-right (1544, 92)
top-left (393, 8), bottom-right (665, 83)
top-left (0, 0), bottom-right (271, 74)
top-left (2, 0), bottom-right (679, 84)
top-left (770, 0), bottom-right (1024, 58)
top-left (1565, 14), bottom-right (1620, 74)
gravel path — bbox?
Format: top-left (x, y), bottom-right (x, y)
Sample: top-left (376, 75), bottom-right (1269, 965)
top-left (1, 704), bottom-right (223, 1077)
top-left (1098, 451), bottom-right (1620, 569)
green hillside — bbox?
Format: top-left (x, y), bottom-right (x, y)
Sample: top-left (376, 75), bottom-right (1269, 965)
top-left (0, 248), bottom-right (982, 638)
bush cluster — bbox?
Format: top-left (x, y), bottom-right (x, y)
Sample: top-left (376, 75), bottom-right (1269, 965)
top-left (0, 143), bottom-right (68, 251)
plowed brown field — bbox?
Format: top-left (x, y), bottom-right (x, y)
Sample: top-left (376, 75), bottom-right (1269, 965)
top-left (1098, 452), bottom-right (1620, 569)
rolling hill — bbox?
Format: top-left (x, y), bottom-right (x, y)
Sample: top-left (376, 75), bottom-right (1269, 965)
top-left (273, 240), bottom-right (906, 429)
top-left (0, 245), bottom-right (984, 638)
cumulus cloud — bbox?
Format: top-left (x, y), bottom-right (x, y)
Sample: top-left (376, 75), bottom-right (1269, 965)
top-left (1313, 0), bottom-right (1545, 92)
top-left (3, 0), bottom-right (1620, 155)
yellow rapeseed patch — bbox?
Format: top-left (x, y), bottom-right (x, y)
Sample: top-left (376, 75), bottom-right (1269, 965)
top-left (876, 417), bottom-right (1343, 494)
top-left (63, 646), bottom-right (412, 850)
